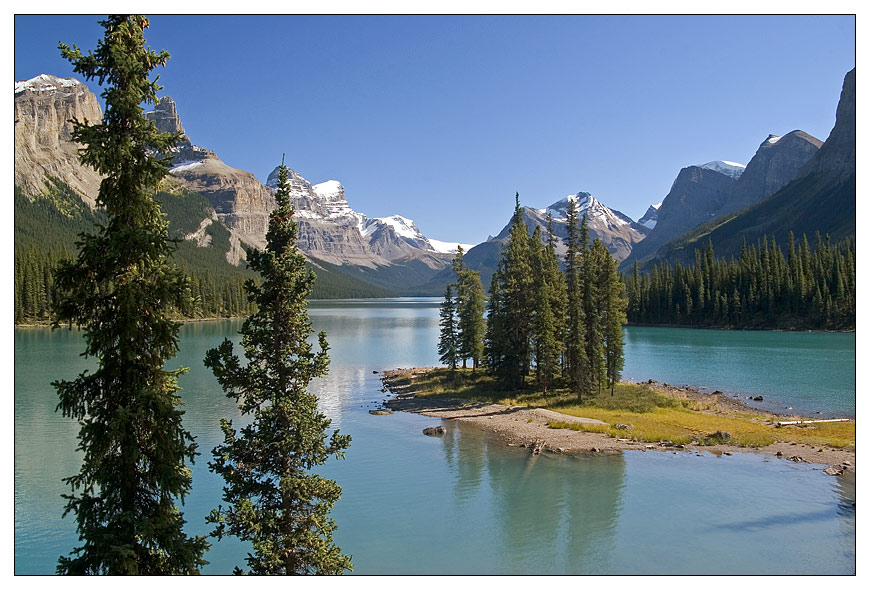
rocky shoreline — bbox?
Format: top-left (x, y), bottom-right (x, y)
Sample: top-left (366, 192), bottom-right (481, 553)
top-left (379, 368), bottom-right (855, 475)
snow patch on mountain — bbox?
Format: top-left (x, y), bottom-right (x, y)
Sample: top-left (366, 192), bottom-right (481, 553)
top-left (312, 180), bottom-right (344, 201)
top-left (375, 215), bottom-right (420, 240)
top-left (170, 160), bottom-right (205, 173)
top-left (428, 238), bottom-right (477, 254)
top-left (15, 74), bottom-right (83, 94)
top-left (699, 160), bottom-right (746, 179)
top-left (638, 202), bottom-right (662, 229)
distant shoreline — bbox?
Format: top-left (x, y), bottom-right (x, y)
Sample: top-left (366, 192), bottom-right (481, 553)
top-left (15, 316), bottom-right (857, 334)
top-left (625, 322), bottom-right (855, 334)
top-left (380, 368), bottom-right (856, 474)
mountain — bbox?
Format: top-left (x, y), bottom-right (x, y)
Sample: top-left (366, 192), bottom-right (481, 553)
top-left (417, 192), bottom-right (649, 294)
top-left (637, 202), bottom-right (661, 229)
top-left (14, 74), bottom-right (103, 207)
top-left (13, 77), bottom-right (395, 307)
top-left (620, 164), bottom-right (740, 268)
top-left (630, 68), bottom-right (855, 269)
top-left (727, 131), bottom-right (823, 211)
top-left (261, 166), bottom-right (469, 269)
top-left (620, 127), bottom-right (822, 272)
top-left (14, 76), bottom-right (468, 302)
top-left (145, 95), bottom-right (461, 291)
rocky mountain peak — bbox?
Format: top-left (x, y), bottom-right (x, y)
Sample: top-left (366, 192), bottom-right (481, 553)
top-left (799, 68), bottom-right (855, 178)
top-left (14, 74), bottom-right (104, 206)
top-left (727, 129), bottom-right (822, 211)
top-left (15, 74), bottom-right (86, 96)
top-left (145, 96), bottom-right (185, 136)
top-left (698, 160), bottom-right (746, 180)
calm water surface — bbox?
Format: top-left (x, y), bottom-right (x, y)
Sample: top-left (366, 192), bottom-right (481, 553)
top-left (14, 298), bottom-right (855, 574)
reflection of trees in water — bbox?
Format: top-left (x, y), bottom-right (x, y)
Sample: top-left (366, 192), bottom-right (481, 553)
top-left (563, 453), bottom-right (625, 574)
top-left (441, 421), bottom-right (488, 503)
top-left (439, 419), bottom-right (626, 574)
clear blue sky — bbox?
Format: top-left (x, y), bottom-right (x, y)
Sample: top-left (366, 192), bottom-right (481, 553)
top-left (14, 14), bottom-right (855, 245)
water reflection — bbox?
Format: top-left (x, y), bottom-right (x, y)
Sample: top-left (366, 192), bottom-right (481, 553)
top-left (438, 421), bottom-right (625, 574)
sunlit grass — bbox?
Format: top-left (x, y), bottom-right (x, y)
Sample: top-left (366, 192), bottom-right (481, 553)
top-left (389, 368), bottom-right (855, 450)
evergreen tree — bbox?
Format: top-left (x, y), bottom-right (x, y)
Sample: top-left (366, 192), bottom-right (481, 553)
top-left (563, 198), bottom-right (590, 398)
top-left (452, 247), bottom-right (487, 371)
top-left (623, 232), bottom-right (855, 330)
top-left (489, 194), bottom-right (535, 389)
top-left (204, 161), bottom-right (352, 575)
top-left (530, 227), bottom-right (561, 392)
top-left (51, 15), bottom-right (209, 574)
top-left (596, 241), bottom-right (627, 395)
top-left (581, 217), bottom-right (605, 393)
top-left (438, 284), bottom-right (459, 370)
top-left (484, 261), bottom-right (507, 373)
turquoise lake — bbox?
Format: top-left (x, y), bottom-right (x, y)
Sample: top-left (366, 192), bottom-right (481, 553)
top-left (14, 298), bottom-right (856, 574)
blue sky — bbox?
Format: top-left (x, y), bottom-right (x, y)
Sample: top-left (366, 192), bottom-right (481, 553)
top-left (14, 14), bottom-right (855, 245)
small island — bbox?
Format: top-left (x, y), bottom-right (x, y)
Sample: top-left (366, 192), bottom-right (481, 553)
top-left (380, 367), bottom-right (855, 474)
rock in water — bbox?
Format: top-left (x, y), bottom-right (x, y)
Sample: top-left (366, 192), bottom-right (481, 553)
top-left (422, 426), bottom-right (446, 436)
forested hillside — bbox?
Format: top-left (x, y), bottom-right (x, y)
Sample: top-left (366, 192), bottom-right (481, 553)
top-left (623, 233), bottom-right (855, 330)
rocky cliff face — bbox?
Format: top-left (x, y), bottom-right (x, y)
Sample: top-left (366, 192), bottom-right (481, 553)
top-left (800, 68), bottom-right (855, 178)
top-left (14, 74), bottom-right (104, 206)
top-left (147, 96), bottom-right (186, 135)
top-left (729, 131), bottom-right (822, 210)
top-left (625, 165), bottom-right (739, 265)
top-left (634, 69), bottom-right (855, 270)
top-left (620, 128), bottom-right (823, 271)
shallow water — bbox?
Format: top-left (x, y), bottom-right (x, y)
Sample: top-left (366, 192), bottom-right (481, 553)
top-left (14, 299), bottom-right (855, 574)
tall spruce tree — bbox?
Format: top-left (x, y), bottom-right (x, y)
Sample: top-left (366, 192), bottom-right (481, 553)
top-left (563, 198), bottom-right (590, 398)
top-left (484, 261), bottom-right (507, 373)
top-left (51, 15), bottom-right (209, 574)
top-left (438, 284), bottom-right (459, 370)
top-left (491, 194), bottom-right (535, 389)
top-left (593, 240), bottom-right (627, 395)
top-left (581, 216), bottom-right (605, 393)
top-left (530, 227), bottom-right (560, 393)
top-left (204, 161), bottom-right (352, 575)
top-left (452, 247), bottom-right (487, 371)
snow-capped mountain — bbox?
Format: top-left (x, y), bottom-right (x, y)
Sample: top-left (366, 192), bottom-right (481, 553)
top-left (264, 167), bottom-right (470, 265)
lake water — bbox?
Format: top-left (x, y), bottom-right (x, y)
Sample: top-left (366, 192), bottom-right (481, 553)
top-left (14, 298), bottom-right (856, 574)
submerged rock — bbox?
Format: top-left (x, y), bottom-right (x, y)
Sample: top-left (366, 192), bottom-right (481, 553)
top-left (369, 409), bottom-right (393, 415)
top-left (422, 426), bottom-right (446, 436)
